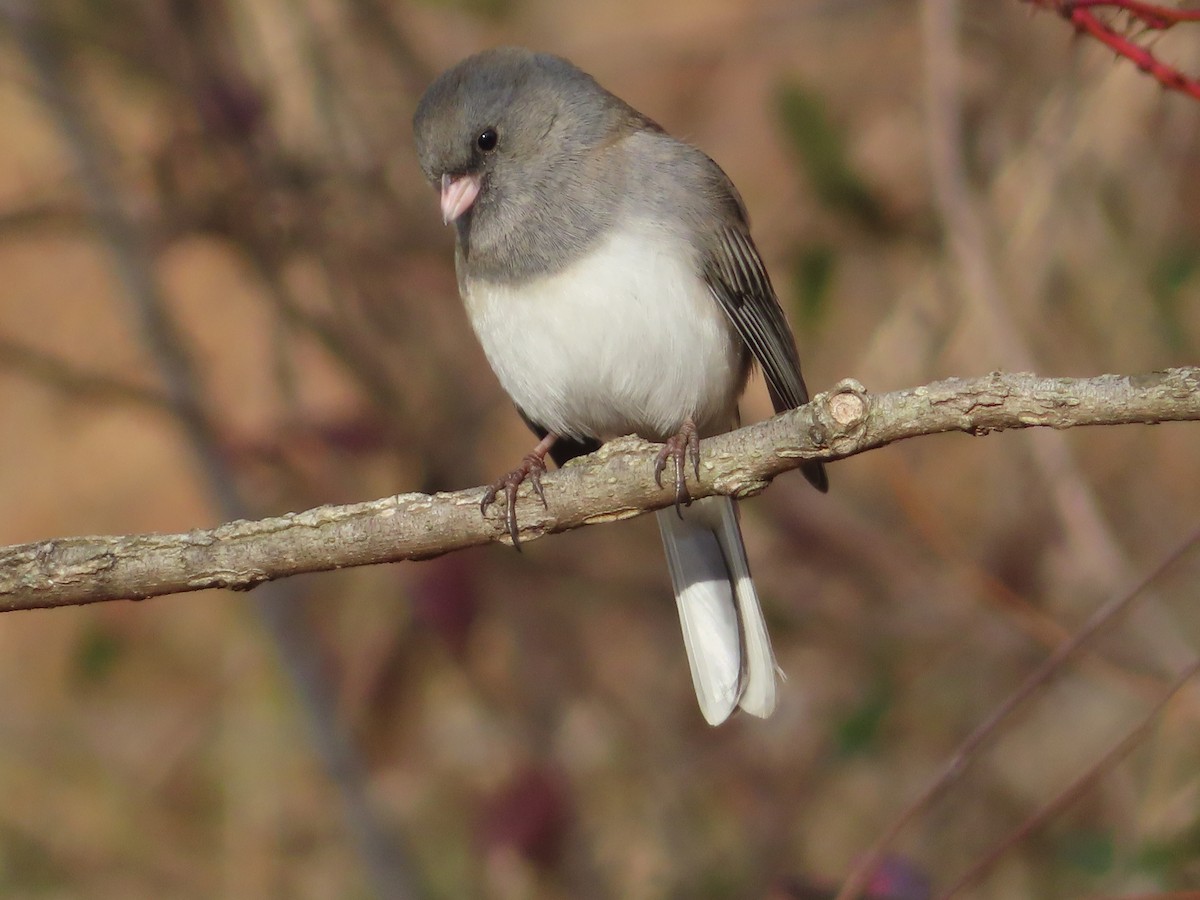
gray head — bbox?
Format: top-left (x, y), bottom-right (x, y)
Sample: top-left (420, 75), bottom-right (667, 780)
top-left (413, 47), bottom-right (654, 280)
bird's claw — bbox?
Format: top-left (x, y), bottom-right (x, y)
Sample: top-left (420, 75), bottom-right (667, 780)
top-left (481, 452), bottom-right (549, 548)
top-left (654, 421), bottom-right (701, 519)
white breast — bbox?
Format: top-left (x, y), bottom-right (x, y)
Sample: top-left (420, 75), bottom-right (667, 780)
top-left (461, 224), bottom-right (745, 442)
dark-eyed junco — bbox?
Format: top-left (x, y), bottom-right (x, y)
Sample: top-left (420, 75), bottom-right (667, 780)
top-left (413, 47), bottom-right (827, 725)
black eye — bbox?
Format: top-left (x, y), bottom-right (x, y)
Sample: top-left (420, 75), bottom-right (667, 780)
top-left (476, 128), bottom-right (498, 152)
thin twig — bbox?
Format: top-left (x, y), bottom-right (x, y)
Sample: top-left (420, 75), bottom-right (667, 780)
top-left (1056, 0), bottom-right (1200, 27)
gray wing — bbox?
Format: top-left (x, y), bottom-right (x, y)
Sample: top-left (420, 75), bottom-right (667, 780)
top-left (702, 221), bottom-right (829, 493)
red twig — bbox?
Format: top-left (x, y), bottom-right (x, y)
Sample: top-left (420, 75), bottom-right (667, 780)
top-left (1028, 0), bottom-right (1200, 100)
top-left (1066, 0), bottom-right (1200, 27)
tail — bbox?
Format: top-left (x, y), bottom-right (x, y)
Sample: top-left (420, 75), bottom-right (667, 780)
top-left (656, 496), bottom-right (778, 725)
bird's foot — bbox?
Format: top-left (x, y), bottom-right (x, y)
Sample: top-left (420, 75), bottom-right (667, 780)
top-left (654, 419), bottom-right (701, 518)
top-left (481, 434), bottom-right (556, 548)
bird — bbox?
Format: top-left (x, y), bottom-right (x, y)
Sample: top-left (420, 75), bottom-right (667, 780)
top-left (412, 47), bottom-right (827, 725)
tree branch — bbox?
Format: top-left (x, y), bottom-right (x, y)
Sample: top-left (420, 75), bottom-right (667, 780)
top-left (4, 368), bottom-right (1198, 612)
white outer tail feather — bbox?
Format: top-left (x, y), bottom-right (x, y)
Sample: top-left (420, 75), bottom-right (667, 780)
top-left (656, 496), bottom-right (778, 725)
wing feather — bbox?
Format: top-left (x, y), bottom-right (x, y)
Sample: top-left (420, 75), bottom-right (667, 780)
top-left (702, 222), bottom-right (828, 492)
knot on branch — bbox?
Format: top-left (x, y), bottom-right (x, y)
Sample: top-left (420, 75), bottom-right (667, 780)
top-left (828, 380), bottom-right (869, 428)
top-left (781, 378), bottom-right (871, 463)
top-left (821, 379), bottom-right (871, 454)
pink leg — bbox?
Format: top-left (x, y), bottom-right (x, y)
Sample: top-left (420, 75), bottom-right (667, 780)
top-left (481, 432), bottom-right (558, 547)
top-left (654, 418), bottom-right (701, 519)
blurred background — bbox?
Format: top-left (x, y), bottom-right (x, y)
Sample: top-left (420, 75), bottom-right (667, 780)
top-left (0, 1), bottom-right (1198, 897)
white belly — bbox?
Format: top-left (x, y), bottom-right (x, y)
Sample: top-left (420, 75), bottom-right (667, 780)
top-left (461, 225), bottom-right (745, 442)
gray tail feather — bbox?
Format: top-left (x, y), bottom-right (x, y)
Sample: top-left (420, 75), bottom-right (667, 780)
top-left (656, 495), bottom-right (778, 725)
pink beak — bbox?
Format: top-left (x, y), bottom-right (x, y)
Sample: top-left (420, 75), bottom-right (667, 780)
top-left (440, 172), bottom-right (482, 224)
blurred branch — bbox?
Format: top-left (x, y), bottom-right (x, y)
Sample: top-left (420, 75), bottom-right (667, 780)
top-left (1025, 0), bottom-right (1200, 100)
top-left (938, 652), bottom-right (1200, 898)
top-left (2, 2), bottom-right (230, 500)
top-left (1, 5), bottom-right (422, 897)
top-left (835, 519), bottom-right (1200, 900)
top-left (0, 334), bottom-right (170, 408)
top-left (923, 0), bottom-right (1198, 674)
top-left (3, 368), bottom-right (1198, 611)
top-left (346, 0), bottom-right (435, 93)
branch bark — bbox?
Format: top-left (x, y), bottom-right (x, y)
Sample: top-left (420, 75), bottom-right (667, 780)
top-left (4, 368), bottom-right (1198, 612)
